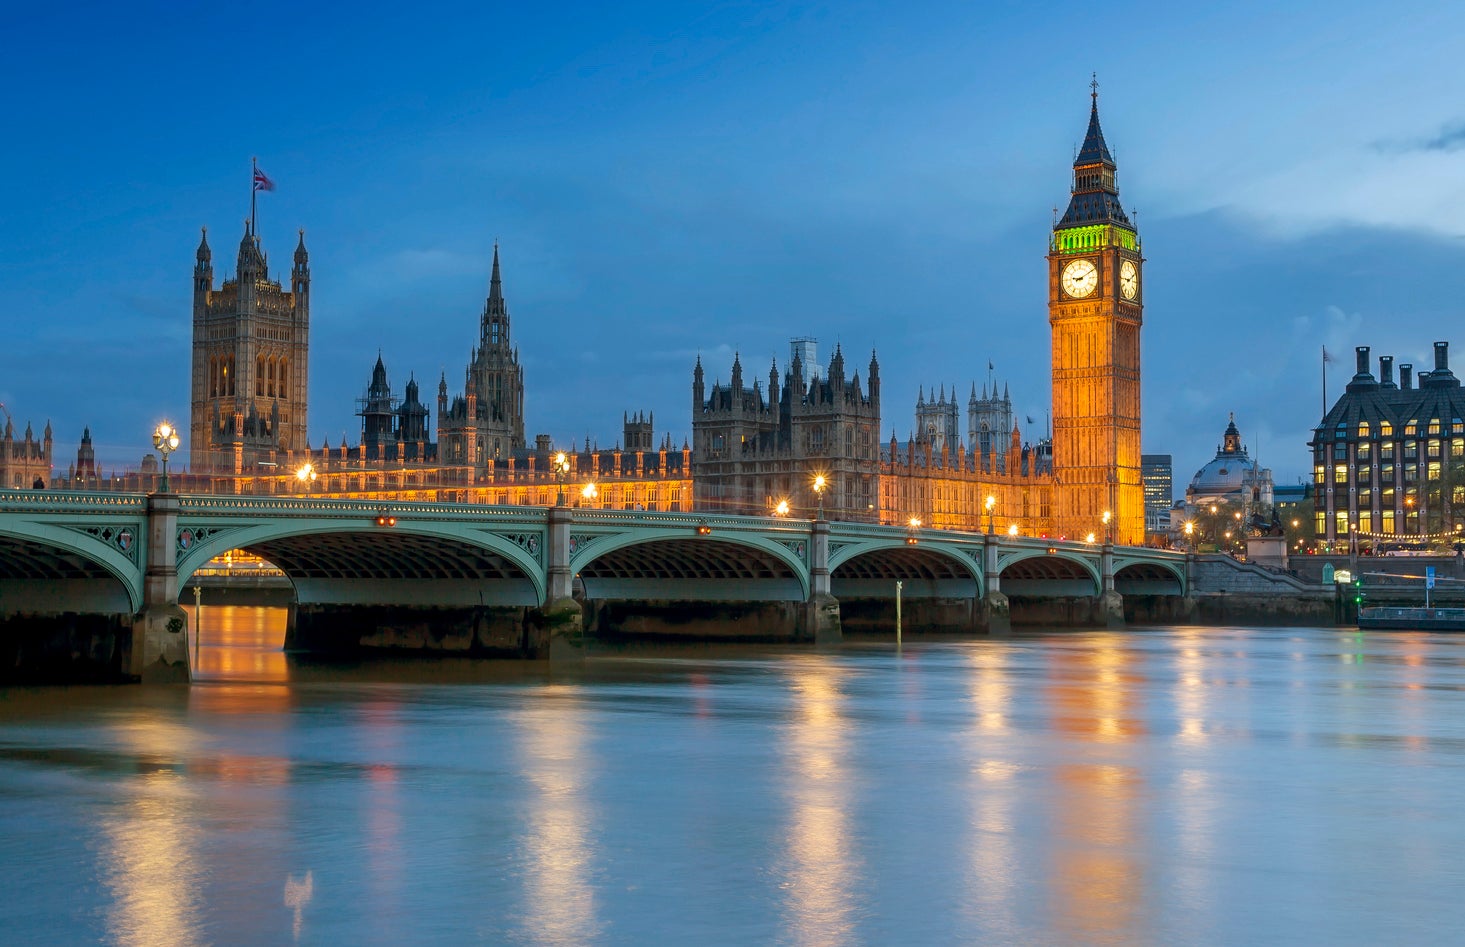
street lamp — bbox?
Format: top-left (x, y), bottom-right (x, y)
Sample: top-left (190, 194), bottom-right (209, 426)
top-left (906, 516), bottom-right (921, 545)
top-left (152, 421), bottom-right (180, 493)
top-left (1007, 523), bottom-right (1018, 537)
top-left (1102, 509), bottom-right (1112, 544)
top-left (295, 462), bottom-right (317, 493)
top-left (773, 498), bottom-right (790, 517)
top-left (985, 494), bottom-right (996, 535)
top-left (581, 482), bottom-right (598, 506)
top-left (812, 474), bottom-right (827, 520)
top-left (1184, 519), bottom-right (1195, 553)
top-left (553, 451), bottom-right (571, 506)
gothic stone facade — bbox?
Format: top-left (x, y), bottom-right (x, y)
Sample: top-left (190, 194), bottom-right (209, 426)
top-left (437, 245), bottom-right (526, 473)
top-left (0, 416), bottom-right (52, 489)
top-left (189, 223), bottom-right (310, 474)
top-left (692, 347), bottom-right (882, 520)
top-left (692, 89), bottom-right (1140, 541)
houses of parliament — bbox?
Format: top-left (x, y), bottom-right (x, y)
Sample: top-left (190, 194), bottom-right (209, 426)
top-left (16, 90), bottom-right (1146, 544)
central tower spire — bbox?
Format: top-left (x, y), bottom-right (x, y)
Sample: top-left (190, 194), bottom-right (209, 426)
top-left (1059, 77), bottom-right (1129, 229)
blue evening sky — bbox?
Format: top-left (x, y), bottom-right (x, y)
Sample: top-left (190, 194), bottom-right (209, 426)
top-left (4, 1), bottom-right (1465, 489)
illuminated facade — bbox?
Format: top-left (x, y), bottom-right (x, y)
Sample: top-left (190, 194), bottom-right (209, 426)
top-left (0, 412), bottom-right (52, 489)
top-left (692, 347), bottom-right (882, 519)
top-left (189, 223), bottom-right (311, 474)
top-left (1312, 343), bottom-right (1465, 549)
top-left (437, 245), bottom-right (526, 469)
top-left (1048, 85), bottom-right (1144, 545)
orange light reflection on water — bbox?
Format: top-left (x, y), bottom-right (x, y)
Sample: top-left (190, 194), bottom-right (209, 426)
top-left (1044, 638), bottom-right (1147, 943)
top-left (185, 604), bottom-right (291, 684)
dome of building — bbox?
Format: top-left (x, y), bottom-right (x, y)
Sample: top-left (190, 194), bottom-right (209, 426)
top-left (1190, 454), bottom-right (1252, 495)
top-left (1185, 414), bottom-right (1273, 506)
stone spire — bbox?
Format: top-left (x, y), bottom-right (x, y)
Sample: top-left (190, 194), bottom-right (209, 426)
top-left (1058, 77), bottom-right (1130, 228)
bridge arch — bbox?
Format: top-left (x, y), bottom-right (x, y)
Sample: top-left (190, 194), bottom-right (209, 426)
top-left (1114, 560), bottom-right (1186, 596)
top-left (829, 540), bottom-right (981, 599)
top-left (175, 520), bottom-right (546, 606)
top-left (571, 528), bottom-right (809, 601)
top-left (0, 520), bottom-right (142, 613)
top-left (997, 549), bottom-right (1101, 597)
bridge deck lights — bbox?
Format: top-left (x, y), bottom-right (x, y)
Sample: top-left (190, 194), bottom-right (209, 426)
top-left (152, 421), bottom-right (180, 493)
top-left (374, 507), bottom-right (397, 527)
top-left (695, 521), bottom-right (712, 536)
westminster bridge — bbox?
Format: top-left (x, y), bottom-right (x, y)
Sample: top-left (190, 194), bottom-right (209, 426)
top-left (0, 490), bottom-right (1204, 681)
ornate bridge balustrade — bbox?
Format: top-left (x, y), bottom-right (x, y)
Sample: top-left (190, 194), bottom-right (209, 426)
top-left (0, 491), bottom-right (1191, 682)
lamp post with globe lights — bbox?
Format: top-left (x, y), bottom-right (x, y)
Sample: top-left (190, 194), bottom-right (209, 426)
top-left (553, 451), bottom-right (571, 506)
top-left (812, 474), bottom-right (827, 520)
top-left (295, 462), bottom-right (318, 494)
top-left (152, 422), bottom-right (180, 493)
top-left (985, 494), bottom-right (996, 535)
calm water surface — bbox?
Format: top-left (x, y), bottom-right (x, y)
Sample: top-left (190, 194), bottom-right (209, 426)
top-left (2, 607), bottom-right (1463, 945)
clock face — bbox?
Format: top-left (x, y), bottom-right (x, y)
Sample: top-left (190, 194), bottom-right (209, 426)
top-left (1119, 259), bottom-right (1139, 300)
top-left (1061, 259), bottom-right (1098, 298)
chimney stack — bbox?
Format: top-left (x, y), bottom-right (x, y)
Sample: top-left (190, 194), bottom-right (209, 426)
top-left (1356, 346), bottom-right (1371, 375)
top-left (1380, 355), bottom-right (1395, 387)
top-left (1435, 341), bottom-right (1450, 372)
top-left (1401, 364), bottom-right (1413, 390)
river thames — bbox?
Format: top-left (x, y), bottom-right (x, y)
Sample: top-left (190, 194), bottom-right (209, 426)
top-left (2, 607), bottom-right (1463, 944)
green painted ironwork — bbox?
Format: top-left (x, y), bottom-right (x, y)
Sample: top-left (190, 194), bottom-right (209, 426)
top-left (1052, 223), bottom-right (1139, 254)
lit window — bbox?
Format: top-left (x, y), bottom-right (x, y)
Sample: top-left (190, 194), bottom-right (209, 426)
top-left (1381, 422), bottom-right (1394, 437)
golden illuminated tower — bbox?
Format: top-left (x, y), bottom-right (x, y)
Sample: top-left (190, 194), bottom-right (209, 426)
top-left (189, 223), bottom-right (310, 474)
top-left (1049, 82), bottom-right (1143, 544)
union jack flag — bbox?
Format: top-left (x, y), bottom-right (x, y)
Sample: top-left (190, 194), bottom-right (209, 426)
top-left (253, 167), bottom-right (275, 192)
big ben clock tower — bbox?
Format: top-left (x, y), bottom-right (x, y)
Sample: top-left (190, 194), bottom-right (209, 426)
top-left (1049, 81), bottom-right (1144, 545)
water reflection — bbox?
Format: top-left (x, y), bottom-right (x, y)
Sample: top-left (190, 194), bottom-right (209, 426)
top-left (965, 648), bottom-right (1019, 938)
top-left (99, 718), bottom-right (206, 947)
top-left (512, 688), bottom-right (601, 946)
top-left (1045, 639), bottom-right (1147, 943)
top-left (778, 657), bottom-right (858, 946)
top-left (11, 624), bottom-right (1465, 943)
top-left (185, 605), bottom-right (290, 684)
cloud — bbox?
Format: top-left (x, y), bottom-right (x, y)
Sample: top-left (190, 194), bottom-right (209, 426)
top-left (1373, 121), bottom-right (1465, 154)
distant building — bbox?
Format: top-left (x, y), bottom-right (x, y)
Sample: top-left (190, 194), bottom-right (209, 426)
top-left (1185, 415), bottom-right (1273, 510)
top-left (0, 413), bottom-right (52, 489)
top-left (1312, 343), bottom-right (1465, 550)
top-left (437, 244), bottom-right (526, 468)
top-left (914, 385), bottom-right (960, 456)
top-left (692, 345), bottom-right (882, 520)
top-left (1141, 453), bottom-right (1172, 534)
top-left (189, 223), bottom-right (311, 474)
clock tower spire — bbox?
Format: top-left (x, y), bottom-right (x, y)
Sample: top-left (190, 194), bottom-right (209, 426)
top-left (1048, 80), bottom-right (1144, 545)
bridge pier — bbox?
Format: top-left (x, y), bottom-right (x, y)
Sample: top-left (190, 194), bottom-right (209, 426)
top-left (1097, 542), bottom-right (1125, 629)
top-left (544, 505), bottom-right (585, 661)
top-left (135, 494), bottom-right (190, 683)
top-left (980, 534), bottom-right (1011, 634)
top-left (807, 518), bottom-right (841, 644)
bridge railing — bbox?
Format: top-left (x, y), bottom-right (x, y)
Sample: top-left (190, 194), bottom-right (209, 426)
top-left (177, 495), bottom-right (552, 521)
top-left (0, 489), bottom-right (149, 513)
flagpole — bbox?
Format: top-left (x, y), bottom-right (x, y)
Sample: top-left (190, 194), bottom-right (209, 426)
top-left (251, 156), bottom-right (257, 236)
top-left (1321, 345), bottom-right (1327, 419)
